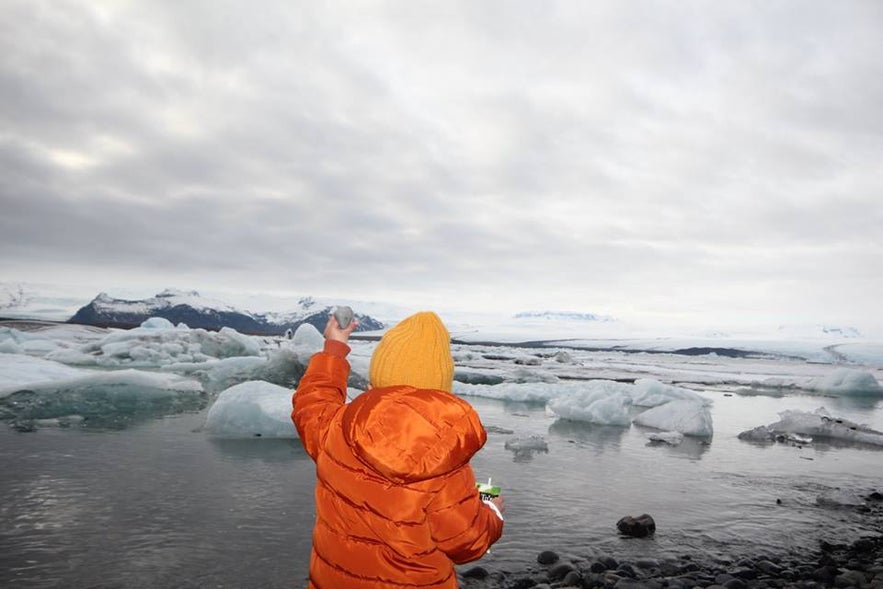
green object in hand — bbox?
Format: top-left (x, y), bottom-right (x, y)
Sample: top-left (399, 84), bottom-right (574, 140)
top-left (476, 478), bottom-right (500, 500)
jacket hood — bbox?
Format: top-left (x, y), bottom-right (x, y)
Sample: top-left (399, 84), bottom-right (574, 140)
top-left (341, 386), bottom-right (487, 484)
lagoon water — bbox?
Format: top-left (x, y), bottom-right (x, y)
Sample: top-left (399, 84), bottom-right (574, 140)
top-left (2, 328), bottom-right (883, 588)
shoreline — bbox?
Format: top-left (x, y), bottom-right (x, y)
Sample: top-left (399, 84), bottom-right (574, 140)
top-left (459, 493), bottom-right (883, 589)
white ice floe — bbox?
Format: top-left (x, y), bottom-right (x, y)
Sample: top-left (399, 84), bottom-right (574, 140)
top-left (738, 407), bottom-right (883, 447)
top-left (633, 400), bottom-right (714, 437)
top-left (204, 381), bottom-right (295, 438)
top-left (631, 379), bottom-right (711, 407)
top-left (0, 354), bottom-right (87, 392)
top-left (504, 434), bottom-right (549, 453)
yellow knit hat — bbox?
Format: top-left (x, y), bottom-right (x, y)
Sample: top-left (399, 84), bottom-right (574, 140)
top-left (369, 311), bottom-right (454, 392)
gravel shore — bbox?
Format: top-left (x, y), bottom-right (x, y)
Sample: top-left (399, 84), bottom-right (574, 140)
top-left (459, 493), bottom-right (883, 589)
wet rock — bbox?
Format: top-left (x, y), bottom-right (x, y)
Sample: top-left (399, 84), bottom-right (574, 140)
top-left (461, 565), bottom-right (489, 579)
top-left (561, 570), bottom-right (581, 586)
top-left (616, 563), bottom-right (637, 578)
top-left (536, 550), bottom-right (559, 565)
top-left (599, 556), bottom-right (619, 570)
top-left (548, 562), bottom-right (575, 580)
top-left (613, 579), bottom-right (657, 589)
top-left (835, 569), bottom-right (868, 588)
top-left (730, 567), bottom-right (758, 580)
top-left (757, 559), bottom-right (784, 575)
top-left (507, 577), bottom-right (538, 589)
top-left (616, 514), bottom-right (656, 537)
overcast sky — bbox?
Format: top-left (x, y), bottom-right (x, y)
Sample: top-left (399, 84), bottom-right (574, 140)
top-left (2, 1), bottom-right (881, 333)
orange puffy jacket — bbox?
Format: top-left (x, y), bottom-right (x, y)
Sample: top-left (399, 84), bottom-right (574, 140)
top-left (292, 340), bottom-right (503, 588)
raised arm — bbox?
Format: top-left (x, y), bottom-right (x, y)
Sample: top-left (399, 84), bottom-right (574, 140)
top-left (292, 316), bottom-right (357, 458)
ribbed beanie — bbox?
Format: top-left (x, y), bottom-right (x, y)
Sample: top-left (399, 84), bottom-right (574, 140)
top-left (368, 311), bottom-right (454, 392)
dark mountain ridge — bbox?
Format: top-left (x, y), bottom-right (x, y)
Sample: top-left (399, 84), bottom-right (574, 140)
top-left (68, 290), bottom-right (384, 335)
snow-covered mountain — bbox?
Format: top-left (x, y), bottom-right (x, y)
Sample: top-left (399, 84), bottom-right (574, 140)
top-left (513, 310), bottom-right (614, 322)
top-left (68, 289), bottom-right (384, 335)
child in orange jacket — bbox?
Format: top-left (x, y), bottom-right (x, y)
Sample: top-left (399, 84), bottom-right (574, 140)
top-left (293, 311), bottom-right (504, 588)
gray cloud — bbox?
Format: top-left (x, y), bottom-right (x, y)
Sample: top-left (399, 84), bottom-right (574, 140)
top-left (2, 0), bottom-right (882, 333)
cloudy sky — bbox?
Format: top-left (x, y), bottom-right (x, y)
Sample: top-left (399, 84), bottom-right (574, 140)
top-left (2, 1), bottom-right (881, 333)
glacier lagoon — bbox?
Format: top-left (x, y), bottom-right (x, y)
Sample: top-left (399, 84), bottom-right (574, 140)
top-left (1, 319), bottom-right (882, 588)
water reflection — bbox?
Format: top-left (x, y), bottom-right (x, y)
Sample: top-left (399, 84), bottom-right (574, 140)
top-left (548, 419), bottom-right (627, 452)
top-left (825, 395), bottom-right (881, 412)
top-left (209, 438), bottom-right (310, 463)
top-left (641, 432), bottom-right (711, 460)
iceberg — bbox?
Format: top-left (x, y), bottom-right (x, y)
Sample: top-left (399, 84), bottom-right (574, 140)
top-left (805, 368), bottom-right (882, 396)
top-left (73, 322), bottom-right (262, 368)
top-left (204, 381), bottom-right (296, 438)
top-left (632, 400), bottom-right (714, 437)
top-left (163, 348), bottom-right (306, 394)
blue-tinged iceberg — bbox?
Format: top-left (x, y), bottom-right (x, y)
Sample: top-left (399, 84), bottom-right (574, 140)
top-left (204, 380), bottom-right (296, 438)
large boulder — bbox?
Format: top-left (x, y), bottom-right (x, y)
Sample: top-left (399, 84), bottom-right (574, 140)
top-left (617, 513), bottom-right (656, 537)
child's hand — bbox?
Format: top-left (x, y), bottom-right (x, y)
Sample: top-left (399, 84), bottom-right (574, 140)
top-left (324, 315), bottom-right (358, 344)
top-left (490, 495), bottom-right (505, 515)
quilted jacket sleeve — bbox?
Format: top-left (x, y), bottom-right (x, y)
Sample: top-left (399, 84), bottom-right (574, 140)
top-left (426, 463), bottom-right (504, 564)
top-left (292, 340), bottom-right (350, 460)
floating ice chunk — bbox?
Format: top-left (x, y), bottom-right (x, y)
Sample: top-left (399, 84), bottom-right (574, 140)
top-left (806, 368), bottom-right (882, 396)
top-left (633, 400), bottom-right (713, 437)
top-left (504, 434), bottom-right (549, 452)
top-left (504, 434), bottom-right (549, 461)
top-left (631, 379), bottom-right (711, 407)
top-left (738, 407), bottom-right (883, 447)
top-left (547, 385), bottom-right (632, 426)
top-left (204, 381), bottom-right (295, 438)
top-left (647, 431), bottom-right (684, 445)
top-left (454, 381), bottom-right (561, 403)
